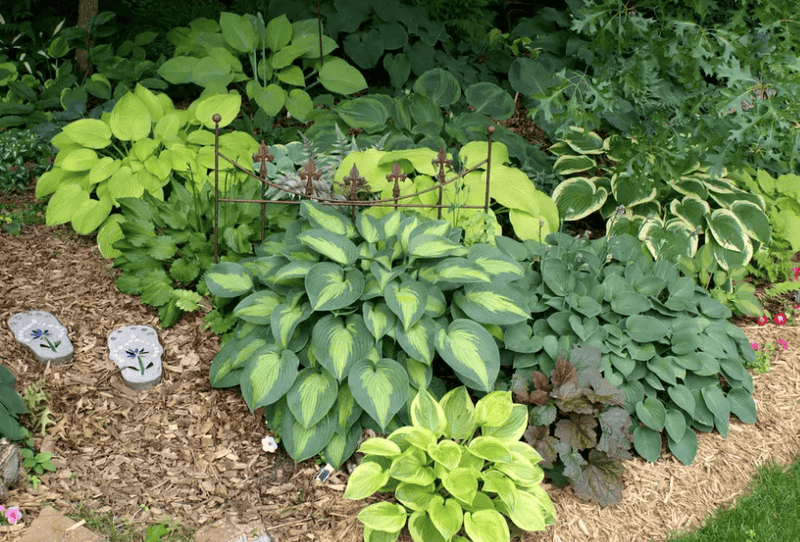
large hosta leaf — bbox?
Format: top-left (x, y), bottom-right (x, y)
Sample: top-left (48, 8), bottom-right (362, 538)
top-left (205, 262), bottom-right (254, 297)
top-left (240, 346), bottom-right (300, 411)
top-left (233, 290), bottom-right (283, 325)
top-left (363, 302), bottom-right (397, 341)
top-left (270, 302), bottom-right (312, 349)
top-left (348, 358), bottom-right (409, 430)
top-left (311, 314), bottom-right (373, 381)
top-left (280, 407), bottom-right (337, 462)
top-left (453, 284), bottom-right (530, 325)
top-left (385, 279), bottom-right (428, 330)
top-left (286, 366), bottom-right (339, 428)
top-left (306, 262), bottom-right (364, 311)
top-left (625, 315), bottom-right (670, 342)
top-left (297, 228), bottom-right (358, 265)
top-left (639, 217), bottom-right (698, 262)
top-left (110, 92), bottom-right (152, 141)
top-left (435, 319), bottom-right (500, 392)
top-left (467, 244), bottom-right (525, 280)
top-left (300, 200), bottom-right (357, 238)
top-left (611, 172), bottom-right (657, 207)
top-left (706, 209), bottom-right (749, 252)
top-left (395, 316), bottom-right (436, 364)
top-left (551, 178), bottom-right (608, 221)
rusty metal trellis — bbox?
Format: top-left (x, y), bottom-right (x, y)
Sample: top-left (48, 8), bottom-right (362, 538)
top-left (211, 113), bottom-right (496, 262)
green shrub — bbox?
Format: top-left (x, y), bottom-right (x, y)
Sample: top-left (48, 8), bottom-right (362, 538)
top-left (0, 128), bottom-right (52, 191)
top-left (0, 363), bottom-right (29, 441)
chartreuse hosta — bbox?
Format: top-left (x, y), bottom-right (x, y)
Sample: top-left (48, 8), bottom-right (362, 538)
top-left (334, 141), bottom-right (559, 245)
top-left (35, 86), bottom-right (250, 253)
top-left (344, 387), bottom-right (556, 542)
top-left (204, 200), bottom-right (534, 467)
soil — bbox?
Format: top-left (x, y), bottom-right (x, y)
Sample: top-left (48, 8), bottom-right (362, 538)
top-left (2, 196), bottom-right (800, 542)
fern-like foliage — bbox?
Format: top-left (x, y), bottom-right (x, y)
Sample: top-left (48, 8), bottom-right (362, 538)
top-left (762, 281), bottom-right (800, 301)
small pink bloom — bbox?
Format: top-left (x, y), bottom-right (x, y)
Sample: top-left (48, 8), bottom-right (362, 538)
top-left (750, 342), bottom-right (759, 350)
top-left (0, 505), bottom-right (5, 513)
top-left (778, 339), bottom-right (789, 350)
top-left (775, 312), bottom-right (788, 325)
top-left (795, 304), bottom-right (799, 311)
top-left (5, 508), bottom-right (21, 524)
top-left (758, 315), bottom-right (769, 326)
top-left (793, 267), bottom-right (800, 280)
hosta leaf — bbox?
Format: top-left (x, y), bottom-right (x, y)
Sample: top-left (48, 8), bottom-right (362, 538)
top-left (363, 302), bottom-right (397, 341)
top-left (626, 315), bottom-right (670, 342)
top-left (467, 244), bottom-right (525, 280)
top-left (318, 57), bottom-right (367, 95)
top-left (349, 358), bottom-right (409, 430)
top-left (639, 217), bottom-right (698, 262)
top-left (439, 386), bottom-right (476, 440)
top-left (428, 496), bottom-right (464, 541)
top-left (205, 262), bottom-right (254, 297)
top-left (71, 197), bottom-right (113, 234)
top-left (270, 302), bottom-right (312, 349)
top-left (435, 319), bottom-right (500, 393)
top-left (385, 279), bottom-right (428, 330)
top-left (551, 178), bottom-right (608, 221)
top-left (701, 385), bottom-right (730, 434)
top-left (454, 284), bottom-right (530, 325)
top-left (611, 172), bottom-right (657, 207)
top-left (286, 366), bottom-right (338, 428)
top-left (407, 511), bottom-right (446, 542)
top-left (395, 316), bottom-right (436, 364)
top-left (359, 437), bottom-right (402, 457)
top-left (730, 201), bottom-right (770, 246)
top-left (300, 200), bottom-right (357, 238)
top-left (306, 262), bottom-right (364, 311)
top-left (358, 502), bottom-right (408, 534)
top-left (463, 510), bottom-right (509, 542)
top-left (727, 387), bottom-right (756, 424)
top-left (333, 384), bottom-right (363, 434)
top-left (469, 436), bottom-right (512, 463)
top-left (233, 290), bottom-right (283, 325)
top-left (356, 212), bottom-right (385, 243)
top-left (636, 397), bottom-right (666, 432)
top-left (706, 208), bottom-right (749, 252)
top-left (311, 314), bottom-right (373, 381)
top-left (297, 228), bottom-right (358, 265)
top-left (395, 482), bottom-right (436, 512)
top-left (61, 118), bottom-right (112, 149)
top-left (442, 467), bottom-right (478, 504)
top-left (633, 425), bottom-right (661, 462)
top-left (433, 258), bottom-right (491, 284)
top-left (667, 384), bottom-right (696, 417)
top-left (345, 462), bottom-right (392, 503)
top-left (667, 426), bottom-right (698, 465)
top-left (240, 346), bottom-right (300, 411)
top-left (408, 234), bottom-right (468, 260)
top-left (324, 422), bottom-right (362, 469)
top-left (280, 407), bottom-right (337, 462)
top-left (410, 387), bottom-right (446, 437)
top-left (110, 92), bottom-right (152, 141)
top-left (482, 404), bottom-right (528, 442)
top-left (664, 409), bottom-right (688, 442)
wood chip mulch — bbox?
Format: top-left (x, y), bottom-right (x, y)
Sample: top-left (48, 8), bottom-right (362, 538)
top-left (1, 224), bottom-right (799, 542)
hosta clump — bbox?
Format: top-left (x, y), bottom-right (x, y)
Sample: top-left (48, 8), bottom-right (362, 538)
top-left (111, 177), bottom-right (296, 328)
top-left (495, 232), bottom-right (757, 466)
top-left (204, 200), bottom-right (534, 467)
top-left (344, 387), bottom-right (556, 542)
top-left (513, 344), bottom-right (634, 507)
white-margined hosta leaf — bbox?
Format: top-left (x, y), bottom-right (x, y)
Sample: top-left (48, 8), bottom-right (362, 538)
top-left (348, 358), bottom-right (409, 430)
top-left (385, 279), bottom-right (428, 331)
top-left (671, 177), bottom-right (708, 199)
top-left (305, 262), bottom-right (365, 311)
top-left (233, 290), bottom-right (284, 325)
top-left (311, 314), bottom-right (373, 381)
top-left (270, 301), bottom-right (312, 349)
top-left (669, 196), bottom-right (710, 229)
top-left (551, 177), bottom-right (608, 221)
top-left (395, 315), bottom-right (437, 364)
top-left (408, 234), bottom-right (469, 261)
top-left (553, 154), bottom-right (595, 176)
top-left (363, 301), bottom-right (397, 341)
top-left (454, 284), bottom-right (530, 325)
top-left (435, 319), bottom-right (500, 392)
top-left (280, 406), bottom-right (337, 462)
top-left (333, 384), bottom-right (363, 435)
top-left (300, 200), bottom-right (357, 238)
top-left (611, 172), bottom-right (657, 207)
top-left (467, 244), bottom-right (525, 280)
top-left (287, 366), bottom-right (339, 428)
top-left (706, 235), bottom-right (753, 271)
top-left (240, 345), bottom-right (300, 411)
top-left (432, 258), bottom-right (491, 284)
top-left (323, 421), bottom-right (362, 469)
top-left (205, 262), bottom-right (254, 297)
top-left (356, 212), bottom-right (385, 243)
top-left (297, 228), bottom-right (359, 265)
top-left (706, 208), bottom-right (749, 252)
top-left (730, 201), bottom-right (770, 246)
top-left (639, 217), bottom-right (699, 262)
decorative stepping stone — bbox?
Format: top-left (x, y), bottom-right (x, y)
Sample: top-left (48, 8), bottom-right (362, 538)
top-left (8, 311), bottom-right (74, 365)
top-left (108, 325), bottom-right (163, 390)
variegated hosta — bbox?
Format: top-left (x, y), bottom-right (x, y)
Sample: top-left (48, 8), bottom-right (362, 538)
top-left (204, 199), bottom-right (535, 467)
top-left (344, 387), bottom-right (556, 542)
top-left (550, 127), bottom-right (770, 269)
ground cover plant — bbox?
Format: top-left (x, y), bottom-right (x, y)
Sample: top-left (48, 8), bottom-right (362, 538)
top-left (0, 128), bottom-right (53, 192)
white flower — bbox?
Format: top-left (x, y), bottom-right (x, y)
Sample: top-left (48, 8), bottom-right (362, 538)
top-left (261, 435), bottom-right (278, 453)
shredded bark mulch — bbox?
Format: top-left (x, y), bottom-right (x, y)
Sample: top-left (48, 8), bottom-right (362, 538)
top-left (1, 223), bottom-right (799, 542)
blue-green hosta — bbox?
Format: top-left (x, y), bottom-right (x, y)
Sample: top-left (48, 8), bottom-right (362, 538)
top-left (205, 200), bottom-right (534, 467)
top-left (344, 387), bottom-right (556, 542)
top-left (333, 141), bottom-right (559, 245)
top-left (35, 87), bottom-right (252, 249)
top-left (550, 127), bottom-right (771, 271)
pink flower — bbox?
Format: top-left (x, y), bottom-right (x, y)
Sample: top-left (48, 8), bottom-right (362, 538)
top-left (751, 342), bottom-right (759, 350)
top-left (775, 312), bottom-right (788, 325)
top-left (0, 505), bottom-right (5, 513)
top-left (758, 315), bottom-right (769, 326)
top-left (779, 339), bottom-right (789, 350)
top-left (793, 267), bottom-right (800, 280)
top-left (4, 507), bottom-right (21, 524)
top-left (795, 304), bottom-right (799, 311)
top-left (261, 435), bottom-right (278, 453)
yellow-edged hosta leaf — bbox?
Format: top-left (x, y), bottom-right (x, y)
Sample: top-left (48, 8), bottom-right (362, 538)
top-left (348, 358), bottom-right (409, 430)
top-left (240, 346), bottom-right (300, 411)
top-left (435, 319), bottom-right (500, 392)
top-left (286, 366), bottom-right (338, 428)
top-left (311, 314), bottom-right (373, 382)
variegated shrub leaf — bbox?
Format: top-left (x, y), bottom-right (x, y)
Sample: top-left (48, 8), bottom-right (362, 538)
top-left (385, 279), bottom-right (428, 330)
top-left (280, 406), bottom-right (337, 462)
top-left (209, 336), bottom-right (267, 388)
top-left (639, 217), bottom-right (699, 262)
top-left (205, 262), bottom-right (254, 297)
top-left (454, 284), bottom-right (531, 325)
top-left (311, 314), bottom-right (374, 381)
top-left (706, 209), bottom-right (749, 252)
top-left (270, 260), bottom-right (315, 288)
top-left (297, 228), bottom-right (359, 265)
top-left (433, 258), bottom-right (492, 284)
top-left (271, 301), bottom-right (313, 349)
top-left (424, 283), bottom-right (447, 318)
top-left (467, 244), bottom-right (525, 280)
top-left (404, 356), bottom-right (433, 389)
top-left (305, 262), bottom-right (365, 311)
top-left (287, 366), bottom-right (339, 428)
top-left (300, 199), bottom-right (357, 238)
top-left (408, 234), bottom-right (469, 260)
top-left (436, 319), bottom-right (500, 392)
top-left (348, 358), bottom-right (409, 430)
top-left (323, 421), bottom-right (362, 469)
top-left (395, 315), bottom-right (437, 364)
top-left (333, 384), bottom-right (363, 435)
top-left (356, 212), bottom-right (385, 243)
top-left (363, 301), bottom-right (398, 341)
top-left (233, 290), bottom-right (284, 325)
top-left (240, 346), bottom-right (300, 411)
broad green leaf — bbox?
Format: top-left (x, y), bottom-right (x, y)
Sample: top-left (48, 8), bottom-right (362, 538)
top-left (667, 384), bottom-right (696, 417)
top-left (428, 496), bottom-right (463, 541)
top-left (414, 68), bottom-right (461, 107)
top-left (240, 346), bottom-right (299, 411)
top-left (349, 358), bottom-right (409, 430)
top-left (61, 118), bottom-right (112, 149)
top-left (280, 407), bottom-right (336, 462)
top-left (410, 387), bottom-right (446, 437)
top-left (463, 510), bottom-right (510, 542)
top-left (287, 366), bottom-right (338, 428)
top-left (433, 258), bottom-right (492, 284)
top-left (311, 314), bottom-right (373, 381)
top-left (667, 428), bottom-right (698, 465)
top-left (439, 386), bottom-right (476, 440)
top-left (701, 385), bottom-right (730, 432)
top-left (324, 423), bottom-right (361, 469)
top-left (442, 467), bottom-right (478, 504)
top-left (706, 208), bottom-right (749, 252)
top-left (664, 409), bottom-right (687, 442)
top-left (435, 319), bottom-right (500, 392)
top-left (475, 391), bottom-right (513, 428)
top-left (633, 426), bottom-right (661, 462)
top-left (469, 436), bottom-right (512, 463)
top-left (504, 487), bottom-right (554, 531)
top-left (270, 302), bottom-right (312, 349)
top-left (636, 397), bottom-right (666, 432)
top-left (552, 178), bottom-right (608, 221)
top-left (429, 440), bottom-right (462, 471)
top-left (358, 502), bottom-right (407, 533)
top-left (205, 262), bottom-right (254, 297)
top-left (306, 262), bottom-right (364, 311)
top-left (110, 92), bottom-right (152, 141)
top-left (467, 244), bottom-right (525, 280)
top-left (344, 461), bottom-right (390, 499)
top-left (337, 97), bottom-right (390, 131)
top-left (266, 14), bottom-right (292, 51)
top-left (58, 148), bottom-right (98, 172)
top-left (481, 404), bottom-right (528, 442)
top-left (727, 387), bottom-right (756, 424)
top-left (465, 82), bottom-right (514, 120)
top-left (157, 56), bottom-right (197, 85)
top-left (233, 290), bottom-right (284, 325)
top-left (300, 200), bottom-right (357, 237)
top-left (220, 12), bottom-right (256, 53)
top-left (454, 284), bottom-right (530, 325)
top-left (626, 315), bottom-right (670, 342)
top-left (297, 228), bottom-right (358, 265)
top-left (385, 279), bottom-right (428, 330)
top-left (318, 57), bottom-right (367, 95)
top-left (285, 89), bottom-right (313, 121)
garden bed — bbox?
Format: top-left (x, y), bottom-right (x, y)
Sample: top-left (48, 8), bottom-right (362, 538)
top-left (1, 221), bottom-right (799, 542)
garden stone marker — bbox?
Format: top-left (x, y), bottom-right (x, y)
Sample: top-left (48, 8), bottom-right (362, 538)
top-left (8, 311), bottom-right (74, 365)
top-left (108, 325), bottom-right (163, 390)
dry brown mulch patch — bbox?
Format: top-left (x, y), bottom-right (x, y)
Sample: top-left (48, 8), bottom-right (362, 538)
top-left (1, 223), bottom-right (799, 542)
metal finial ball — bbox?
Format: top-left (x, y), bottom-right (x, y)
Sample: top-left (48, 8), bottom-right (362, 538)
top-left (487, 125), bottom-right (496, 134)
top-left (212, 114), bottom-right (221, 123)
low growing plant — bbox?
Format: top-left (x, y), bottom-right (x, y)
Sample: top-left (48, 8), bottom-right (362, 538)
top-left (0, 362), bottom-right (28, 441)
top-left (513, 344), bottom-right (634, 506)
top-left (0, 127), bottom-right (52, 191)
top-left (344, 387), bottom-right (556, 542)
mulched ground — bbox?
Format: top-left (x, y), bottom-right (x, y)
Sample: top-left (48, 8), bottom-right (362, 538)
top-left (1, 218), bottom-right (799, 542)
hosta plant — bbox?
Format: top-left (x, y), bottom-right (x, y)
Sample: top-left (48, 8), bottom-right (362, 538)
top-left (35, 86), bottom-right (251, 245)
top-left (344, 387), bottom-right (556, 542)
top-left (0, 128), bottom-right (52, 191)
top-left (495, 232), bottom-right (757, 466)
top-left (204, 200), bottom-right (534, 467)
top-left (513, 344), bottom-right (634, 507)
top-left (0, 363), bottom-right (28, 441)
